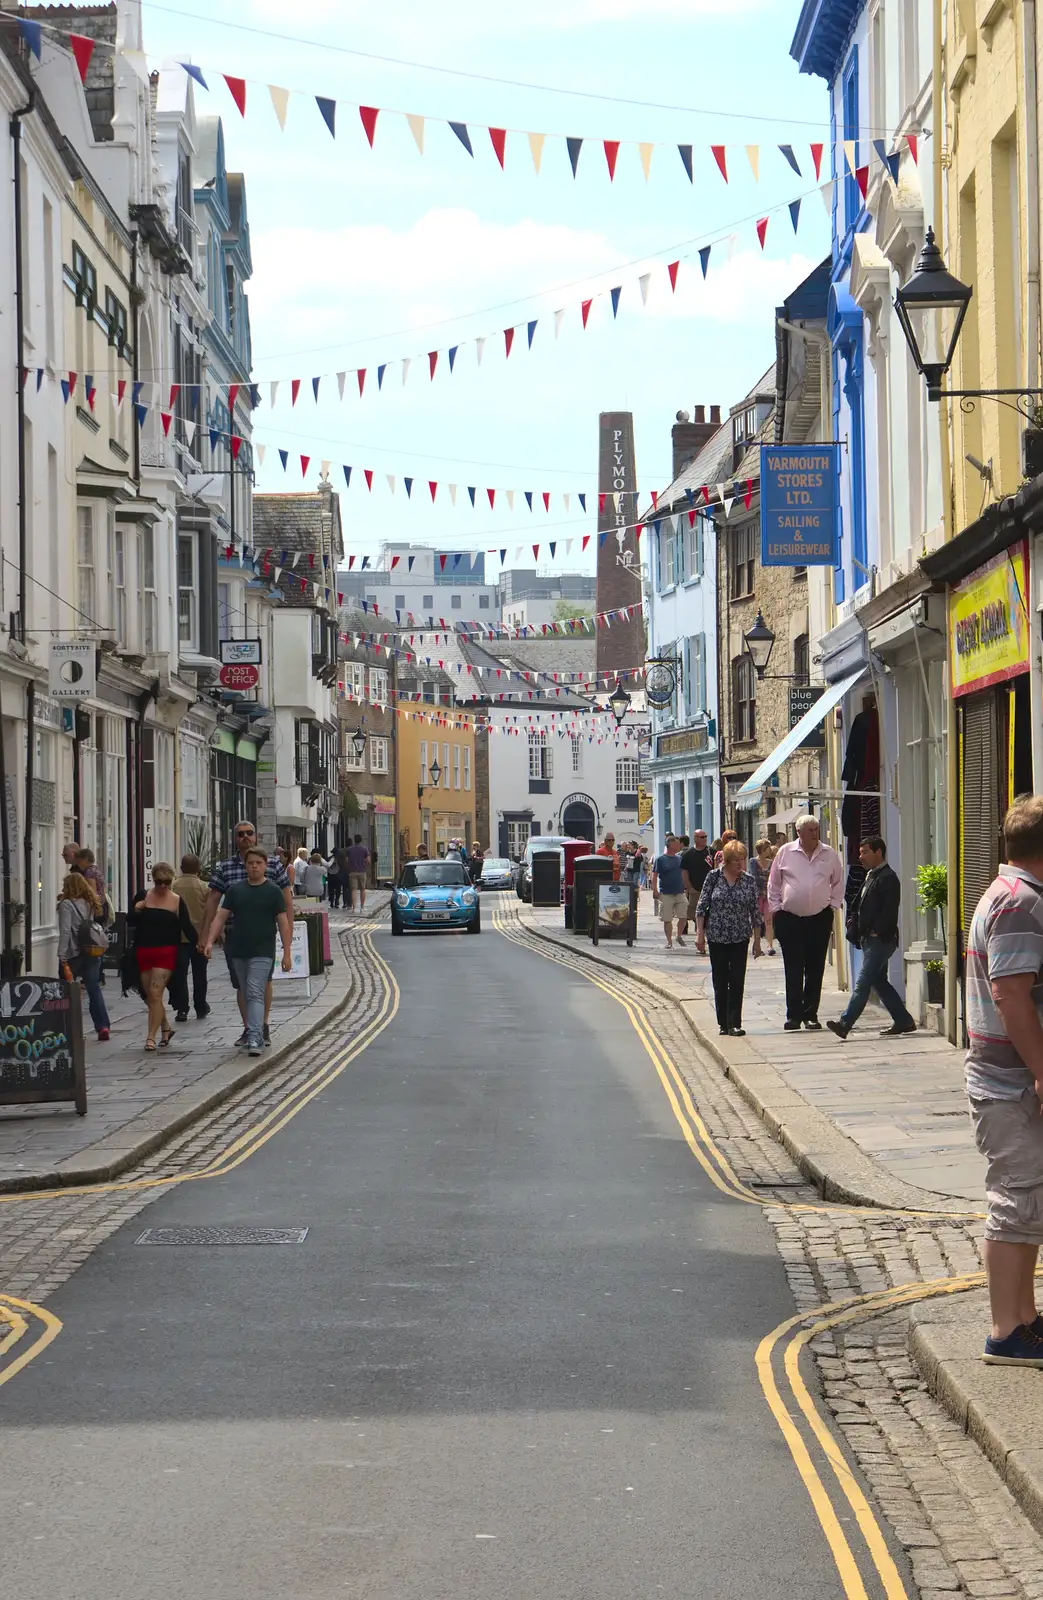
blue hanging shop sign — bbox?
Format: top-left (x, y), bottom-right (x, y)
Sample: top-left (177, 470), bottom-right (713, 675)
top-left (760, 444), bottom-right (840, 566)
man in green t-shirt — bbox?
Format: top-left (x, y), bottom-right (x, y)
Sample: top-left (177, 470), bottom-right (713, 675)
top-left (204, 847), bottom-right (293, 1056)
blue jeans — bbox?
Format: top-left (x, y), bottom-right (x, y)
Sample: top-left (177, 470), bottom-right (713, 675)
top-left (74, 954), bottom-right (110, 1033)
top-left (840, 935), bottom-right (914, 1031)
top-left (230, 956), bottom-right (275, 1047)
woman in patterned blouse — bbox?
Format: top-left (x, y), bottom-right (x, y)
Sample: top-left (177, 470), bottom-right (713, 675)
top-left (694, 839), bottom-right (761, 1036)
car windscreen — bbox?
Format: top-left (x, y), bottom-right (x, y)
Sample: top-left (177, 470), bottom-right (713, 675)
top-left (482, 860), bottom-right (510, 871)
top-left (400, 862), bottom-right (469, 888)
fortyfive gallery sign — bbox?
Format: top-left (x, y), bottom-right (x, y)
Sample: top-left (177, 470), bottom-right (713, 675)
top-left (760, 444), bottom-right (840, 566)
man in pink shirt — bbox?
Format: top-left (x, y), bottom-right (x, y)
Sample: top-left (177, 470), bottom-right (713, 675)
top-left (767, 814), bottom-right (844, 1030)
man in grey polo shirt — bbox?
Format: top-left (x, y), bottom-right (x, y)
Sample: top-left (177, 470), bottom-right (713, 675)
top-left (966, 795), bottom-right (1043, 1366)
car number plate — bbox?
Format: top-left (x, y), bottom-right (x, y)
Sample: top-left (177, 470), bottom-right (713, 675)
top-left (421, 910), bottom-right (450, 921)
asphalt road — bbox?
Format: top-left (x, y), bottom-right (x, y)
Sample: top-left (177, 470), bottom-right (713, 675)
top-left (4, 920), bottom-right (849, 1599)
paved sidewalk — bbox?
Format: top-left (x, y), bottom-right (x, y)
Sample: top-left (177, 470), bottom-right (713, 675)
top-left (0, 892), bottom-right (390, 1191)
top-left (523, 889), bottom-right (979, 1207)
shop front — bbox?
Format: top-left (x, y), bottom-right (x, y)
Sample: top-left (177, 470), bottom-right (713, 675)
top-left (212, 728), bottom-right (260, 860)
top-left (372, 796), bottom-right (396, 883)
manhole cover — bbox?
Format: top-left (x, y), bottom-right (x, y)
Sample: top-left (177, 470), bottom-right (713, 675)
top-left (134, 1226), bottom-right (309, 1246)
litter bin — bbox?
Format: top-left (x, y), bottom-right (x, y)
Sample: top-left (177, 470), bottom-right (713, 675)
top-left (296, 911), bottom-right (325, 974)
top-left (531, 849), bottom-right (562, 907)
top-left (571, 854), bottom-right (615, 936)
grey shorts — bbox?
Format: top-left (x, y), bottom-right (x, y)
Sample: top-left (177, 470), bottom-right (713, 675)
top-left (658, 892), bottom-right (688, 924)
top-left (970, 1089), bottom-right (1043, 1244)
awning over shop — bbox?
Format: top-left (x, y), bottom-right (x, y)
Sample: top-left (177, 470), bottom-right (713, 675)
top-left (735, 666), bottom-right (867, 809)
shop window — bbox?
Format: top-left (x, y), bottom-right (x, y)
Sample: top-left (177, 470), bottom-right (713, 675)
top-left (616, 757), bottom-right (639, 793)
top-left (369, 667), bottom-right (389, 705)
top-left (730, 523), bottom-right (756, 599)
top-left (178, 532), bottom-right (199, 649)
top-left (369, 736), bottom-right (389, 775)
top-left (793, 633), bottom-right (810, 685)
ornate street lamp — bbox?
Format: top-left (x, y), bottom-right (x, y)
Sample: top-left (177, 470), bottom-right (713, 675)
top-left (351, 728), bottom-right (367, 762)
top-left (742, 611), bottom-right (777, 680)
top-left (893, 228), bottom-right (973, 401)
top-left (429, 757), bottom-right (442, 787)
top-left (608, 678), bottom-right (632, 726)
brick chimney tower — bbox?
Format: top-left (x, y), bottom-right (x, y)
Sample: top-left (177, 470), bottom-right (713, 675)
top-left (595, 412), bottom-right (644, 681)
top-left (670, 405), bottom-right (721, 479)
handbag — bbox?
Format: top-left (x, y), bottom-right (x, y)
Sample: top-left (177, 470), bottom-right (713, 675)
top-left (74, 902), bottom-right (109, 958)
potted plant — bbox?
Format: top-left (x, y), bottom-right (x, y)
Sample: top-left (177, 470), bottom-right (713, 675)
top-left (924, 958), bottom-right (945, 1006)
top-left (914, 863), bottom-right (948, 943)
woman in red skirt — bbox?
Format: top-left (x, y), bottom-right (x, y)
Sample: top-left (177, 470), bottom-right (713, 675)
top-left (130, 862), bottom-right (199, 1050)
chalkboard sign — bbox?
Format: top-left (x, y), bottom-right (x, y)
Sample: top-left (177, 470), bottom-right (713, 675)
top-left (0, 977), bottom-right (87, 1116)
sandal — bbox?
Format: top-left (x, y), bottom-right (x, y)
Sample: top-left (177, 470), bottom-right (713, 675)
top-left (145, 1036), bottom-right (157, 1051)
top-left (160, 1026), bottom-right (175, 1047)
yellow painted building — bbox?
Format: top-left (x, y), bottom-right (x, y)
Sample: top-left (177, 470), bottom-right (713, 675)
top-left (396, 706), bottom-right (478, 861)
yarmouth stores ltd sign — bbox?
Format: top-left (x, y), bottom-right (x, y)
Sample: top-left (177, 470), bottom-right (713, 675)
top-left (760, 444), bottom-right (840, 566)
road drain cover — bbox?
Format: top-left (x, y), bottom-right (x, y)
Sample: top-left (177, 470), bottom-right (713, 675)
top-left (135, 1226), bottom-right (309, 1246)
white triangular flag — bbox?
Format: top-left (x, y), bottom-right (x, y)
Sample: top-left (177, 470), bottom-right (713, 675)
top-left (387, 474), bottom-right (396, 494)
top-left (406, 113), bottom-right (424, 153)
top-left (638, 143), bottom-right (653, 180)
top-left (676, 514), bottom-right (684, 536)
top-left (726, 233), bottom-right (737, 265)
top-left (820, 178), bottom-right (834, 213)
top-left (745, 144), bottom-right (760, 180)
top-left (563, 493), bottom-right (570, 512)
top-left (506, 490), bottom-right (515, 510)
top-left (476, 337), bottom-right (486, 366)
top-left (638, 272), bottom-right (651, 305)
top-left (554, 308), bottom-right (565, 340)
top-left (402, 357), bottom-right (411, 385)
top-left (717, 482), bottom-right (729, 509)
top-left (528, 131), bottom-right (544, 173)
top-left (448, 483), bottom-right (458, 505)
top-left (843, 139), bottom-right (857, 175)
top-left (337, 371), bottom-right (346, 399)
top-left (256, 443), bottom-right (265, 465)
top-left (722, 493), bottom-right (734, 516)
top-left (566, 538), bottom-right (573, 554)
top-left (269, 85), bottom-right (290, 130)
top-left (270, 381), bottom-right (279, 407)
top-left (612, 492), bottom-right (621, 511)
top-left (321, 459), bottom-right (331, 479)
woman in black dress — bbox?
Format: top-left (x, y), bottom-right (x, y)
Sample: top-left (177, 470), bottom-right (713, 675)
top-left (130, 862), bottom-right (198, 1050)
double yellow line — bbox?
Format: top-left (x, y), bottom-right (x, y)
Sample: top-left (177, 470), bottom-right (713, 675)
top-left (493, 907), bottom-right (983, 1600)
top-left (0, 927), bottom-right (401, 1391)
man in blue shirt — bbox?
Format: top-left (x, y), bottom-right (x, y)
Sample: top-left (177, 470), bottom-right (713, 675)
top-left (651, 836), bottom-right (687, 950)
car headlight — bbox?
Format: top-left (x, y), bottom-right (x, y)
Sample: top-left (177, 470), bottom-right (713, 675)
top-left (395, 890), bottom-right (412, 907)
top-left (462, 890), bottom-right (477, 905)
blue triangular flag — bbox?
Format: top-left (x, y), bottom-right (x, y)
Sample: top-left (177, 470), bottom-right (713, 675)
top-left (699, 246), bottom-right (711, 278)
top-left (598, 532), bottom-right (607, 546)
top-left (467, 486), bottom-right (476, 506)
top-left (448, 345), bottom-right (458, 370)
top-left (549, 542), bottom-right (556, 557)
top-left (408, 555), bottom-right (416, 570)
top-left (377, 363), bottom-right (386, 389)
top-left (404, 477), bottom-right (413, 498)
top-left (180, 62), bottom-right (208, 89)
top-left (60, 379), bottom-right (71, 404)
top-left (312, 376), bottom-right (321, 400)
top-left (500, 549), bottom-right (507, 563)
top-left (279, 449), bottom-right (288, 470)
top-left (678, 144), bottom-right (694, 182)
top-left (361, 556), bottom-right (370, 569)
top-left (453, 553), bottom-right (462, 568)
top-left (207, 426), bottom-right (218, 449)
top-left (316, 96), bottom-right (336, 137)
top-left (343, 465), bottom-right (352, 488)
top-left (578, 493), bottom-right (586, 511)
top-left (778, 143), bottom-right (801, 175)
top-left (525, 491), bottom-right (533, 512)
top-left (872, 138), bottom-right (888, 166)
top-left (133, 380), bottom-right (144, 404)
top-left (527, 320), bottom-right (537, 348)
top-left (685, 487), bottom-right (695, 506)
top-left (19, 19), bottom-right (42, 58)
top-left (449, 122), bottom-right (474, 156)
top-left (789, 199), bottom-right (801, 233)
top-left (610, 286), bottom-right (621, 319)
top-left (248, 384), bottom-right (260, 407)
top-left (885, 152), bottom-right (901, 184)
top-left (136, 405), bottom-right (149, 428)
top-left (653, 519), bottom-right (661, 535)
top-left (35, 368), bottom-right (43, 391)
top-left (566, 137), bottom-right (583, 177)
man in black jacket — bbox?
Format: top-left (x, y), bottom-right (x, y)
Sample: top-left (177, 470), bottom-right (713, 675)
top-left (826, 835), bottom-right (916, 1040)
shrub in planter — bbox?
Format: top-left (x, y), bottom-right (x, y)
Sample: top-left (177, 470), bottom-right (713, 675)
top-left (925, 958), bottom-right (945, 1006)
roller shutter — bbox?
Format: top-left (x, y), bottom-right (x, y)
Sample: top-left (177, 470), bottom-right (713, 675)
top-left (960, 691), bottom-right (999, 939)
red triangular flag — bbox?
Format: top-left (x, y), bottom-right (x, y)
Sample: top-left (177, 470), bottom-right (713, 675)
top-left (291, 378), bottom-right (301, 406)
top-left (364, 469), bottom-right (373, 490)
top-left (906, 133), bottom-right (918, 165)
top-left (810, 142), bottom-right (824, 179)
top-left (855, 165), bottom-right (869, 199)
top-left (489, 127), bottom-right (506, 168)
top-left (70, 33), bottom-right (96, 83)
top-left (357, 369), bottom-right (366, 395)
top-left (603, 139), bottom-right (619, 180)
top-left (542, 492), bottom-right (550, 512)
top-left (688, 508), bottom-right (697, 528)
top-left (439, 553), bottom-right (447, 571)
top-left (117, 379), bottom-right (126, 404)
top-left (359, 106), bottom-right (379, 147)
top-left (428, 350), bottom-right (438, 379)
top-left (582, 534), bottom-right (590, 551)
top-left (68, 371), bottom-right (77, 396)
top-left (581, 298), bottom-right (593, 328)
top-left (702, 485), bottom-right (711, 504)
top-left (224, 76), bottom-right (247, 117)
top-left (390, 556), bottom-right (400, 569)
top-left (504, 326), bottom-right (515, 358)
top-left (651, 490), bottom-right (658, 510)
top-left (744, 479), bottom-right (753, 510)
top-left (428, 481), bottom-right (437, 502)
top-left (711, 145), bottom-right (728, 181)
top-left (532, 545), bottom-right (540, 561)
top-left (301, 455), bottom-right (310, 476)
top-left (667, 260), bottom-right (680, 292)
top-left (230, 435), bottom-right (243, 460)
top-left (228, 382), bottom-right (239, 410)
top-left (487, 488), bottom-right (496, 508)
top-left (598, 492), bottom-right (605, 513)
top-left (168, 384), bottom-right (180, 410)
top-left (756, 217), bottom-right (768, 248)
top-left (160, 411), bottom-right (173, 436)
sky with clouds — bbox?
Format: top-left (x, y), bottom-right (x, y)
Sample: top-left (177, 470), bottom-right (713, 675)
top-left (138, 0), bottom-right (831, 570)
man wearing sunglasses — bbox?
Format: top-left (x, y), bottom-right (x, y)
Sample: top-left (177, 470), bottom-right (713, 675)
top-left (200, 821), bottom-right (294, 1048)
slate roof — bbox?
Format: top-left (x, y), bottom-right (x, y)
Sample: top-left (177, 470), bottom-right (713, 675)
top-left (253, 485), bottom-right (344, 606)
top-left (642, 362), bottom-right (776, 521)
top-left (24, 6), bottom-right (116, 142)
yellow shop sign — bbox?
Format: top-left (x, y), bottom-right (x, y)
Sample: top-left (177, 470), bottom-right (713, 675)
top-left (949, 541), bottom-right (1030, 698)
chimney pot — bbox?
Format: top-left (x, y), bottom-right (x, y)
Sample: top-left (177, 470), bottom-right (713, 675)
top-left (693, 405), bottom-right (705, 423)
top-left (710, 404), bottom-right (721, 424)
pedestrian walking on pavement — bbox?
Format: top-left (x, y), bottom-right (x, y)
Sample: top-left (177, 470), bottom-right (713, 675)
top-left (204, 847), bottom-right (294, 1058)
top-left (57, 870), bottom-right (111, 1041)
top-left (170, 855), bottom-right (211, 1022)
top-left (767, 815), bottom-right (844, 1031)
top-left (681, 829), bottom-right (713, 941)
top-left (713, 830), bottom-right (737, 869)
top-left (752, 839), bottom-right (777, 955)
top-left (827, 836), bottom-right (915, 1042)
top-left (595, 831), bottom-right (621, 881)
top-left (345, 833), bottom-right (371, 911)
top-left (964, 795), bottom-right (1043, 1367)
top-left (74, 846), bottom-right (108, 910)
top-left (130, 863), bottom-right (198, 1050)
top-left (694, 840), bottom-right (761, 1035)
top-left (651, 836), bottom-right (687, 949)
top-left (200, 822), bottom-right (295, 1049)
top-left (297, 851), bottom-right (327, 899)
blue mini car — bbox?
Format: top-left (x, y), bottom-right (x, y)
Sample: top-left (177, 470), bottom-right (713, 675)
top-left (390, 859), bottom-right (481, 936)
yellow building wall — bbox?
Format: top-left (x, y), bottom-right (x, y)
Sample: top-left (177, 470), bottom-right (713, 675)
top-left (945, 0), bottom-right (1028, 530)
top-left (395, 707), bottom-right (477, 861)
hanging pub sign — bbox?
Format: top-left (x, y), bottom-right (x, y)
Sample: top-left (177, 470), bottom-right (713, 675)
top-left (760, 444), bottom-right (841, 566)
